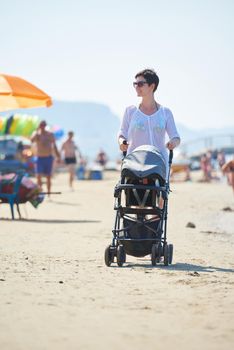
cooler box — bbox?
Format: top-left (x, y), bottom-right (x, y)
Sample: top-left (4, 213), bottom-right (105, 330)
top-left (76, 166), bottom-right (86, 180)
top-left (90, 170), bottom-right (102, 180)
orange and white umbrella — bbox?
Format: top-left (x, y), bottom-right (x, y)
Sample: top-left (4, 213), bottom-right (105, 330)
top-left (0, 74), bottom-right (52, 112)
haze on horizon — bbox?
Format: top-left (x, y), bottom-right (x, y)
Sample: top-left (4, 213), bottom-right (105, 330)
top-left (1, 0), bottom-right (233, 129)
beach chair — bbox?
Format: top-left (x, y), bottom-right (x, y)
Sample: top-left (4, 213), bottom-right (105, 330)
top-left (0, 171), bottom-right (25, 219)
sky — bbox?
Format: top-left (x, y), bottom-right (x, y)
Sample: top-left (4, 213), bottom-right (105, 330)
top-left (1, 0), bottom-right (234, 129)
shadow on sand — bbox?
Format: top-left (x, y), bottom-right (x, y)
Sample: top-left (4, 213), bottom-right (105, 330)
top-left (47, 200), bottom-right (80, 207)
top-left (166, 262), bottom-right (234, 274)
top-left (113, 261), bottom-right (234, 274)
top-left (0, 218), bottom-right (100, 224)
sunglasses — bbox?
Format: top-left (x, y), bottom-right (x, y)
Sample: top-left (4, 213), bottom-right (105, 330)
top-left (133, 81), bottom-right (148, 88)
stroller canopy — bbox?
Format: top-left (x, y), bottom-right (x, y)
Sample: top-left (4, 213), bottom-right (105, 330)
top-left (121, 145), bottom-right (166, 182)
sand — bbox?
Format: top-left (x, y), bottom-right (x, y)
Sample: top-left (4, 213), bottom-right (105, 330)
top-left (0, 171), bottom-right (234, 350)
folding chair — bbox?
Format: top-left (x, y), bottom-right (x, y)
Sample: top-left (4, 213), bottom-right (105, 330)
top-left (0, 171), bottom-right (25, 219)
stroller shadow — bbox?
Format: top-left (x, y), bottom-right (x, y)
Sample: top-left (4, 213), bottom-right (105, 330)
top-left (47, 200), bottom-right (80, 207)
top-left (164, 262), bottom-right (234, 274)
top-left (0, 218), bottom-right (100, 224)
top-left (120, 261), bottom-right (234, 274)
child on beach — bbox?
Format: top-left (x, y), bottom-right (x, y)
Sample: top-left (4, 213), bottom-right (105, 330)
top-left (222, 158), bottom-right (234, 193)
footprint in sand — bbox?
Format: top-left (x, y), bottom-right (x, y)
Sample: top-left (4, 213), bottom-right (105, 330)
top-left (188, 271), bottom-right (200, 277)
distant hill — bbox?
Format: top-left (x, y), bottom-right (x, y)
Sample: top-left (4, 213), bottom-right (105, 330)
top-left (1, 100), bottom-right (233, 158)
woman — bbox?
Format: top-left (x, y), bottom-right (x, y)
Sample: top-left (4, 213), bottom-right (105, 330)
top-left (118, 68), bottom-right (181, 175)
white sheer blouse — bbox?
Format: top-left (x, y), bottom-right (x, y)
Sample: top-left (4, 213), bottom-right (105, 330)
top-left (118, 105), bottom-right (180, 170)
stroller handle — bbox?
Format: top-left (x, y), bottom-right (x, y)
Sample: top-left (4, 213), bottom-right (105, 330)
top-left (169, 149), bottom-right (173, 164)
top-left (122, 140), bottom-right (127, 158)
top-left (166, 149), bottom-right (174, 185)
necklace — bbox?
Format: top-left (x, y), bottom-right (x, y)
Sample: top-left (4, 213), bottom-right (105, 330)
top-left (139, 101), bottom-right (158, 115)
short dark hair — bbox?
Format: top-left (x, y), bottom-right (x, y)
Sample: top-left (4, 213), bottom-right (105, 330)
top-left (135, 68), bottom-right (159, 92)
top-left (39, 120), bottom-right (47, 127)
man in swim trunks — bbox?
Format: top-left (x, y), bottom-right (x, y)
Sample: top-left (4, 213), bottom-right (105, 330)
top-left (31, 120), bottom-right (60, 194)
top-left (61, 131), bottom-right (81, 189)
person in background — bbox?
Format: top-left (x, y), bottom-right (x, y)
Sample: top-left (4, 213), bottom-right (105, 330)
top-left (61, 131), bottom-right (81, 189)
top-left (217, 151), bottom-right (226, 169)
top-left (96, 149), bottom-right (108, 167)
top-left (222, 158), bottom-right (234, 194)
top-left (15, 141), bottom-right (24, 161)
top-left (200, 152), bottom-right (212, 182)
top-left (31, 120), bottom-right (60, 195)
top-left (118, 68), bottom-right (180, 175)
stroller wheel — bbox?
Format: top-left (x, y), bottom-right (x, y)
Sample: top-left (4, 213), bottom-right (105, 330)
top-left (156, 243), bottom-right (162, 263)
top-left (163, 243), bottom-right (169, 266)
top-left (104, 245), bottom-right (113, 267)
top-left (168, 244), bottom-right (173, 265)
top-left (117, 245), bottom-right (126, 267)
top-left (151, 244), bottom-right (157, 266)
top-left (151, 243), bottom-right (161, 266)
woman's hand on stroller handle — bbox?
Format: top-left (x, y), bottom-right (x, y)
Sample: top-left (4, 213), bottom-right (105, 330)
top-left (166, 137), bottom-right (180, 150)
top-left (119, 138), bottom-right (129, 154)
top-left (166, 141), bottom-right (175, 150)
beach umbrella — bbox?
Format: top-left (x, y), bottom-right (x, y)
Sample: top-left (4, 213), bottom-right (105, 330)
top-left (0, 74), bottom-right (52, 112)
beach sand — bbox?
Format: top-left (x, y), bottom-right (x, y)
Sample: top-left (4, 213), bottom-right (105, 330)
top-left (0, 171), bottom-right (233, 350)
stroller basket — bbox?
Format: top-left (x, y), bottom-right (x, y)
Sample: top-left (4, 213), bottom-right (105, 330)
top-left (118, 217), bottom-right (161, 257)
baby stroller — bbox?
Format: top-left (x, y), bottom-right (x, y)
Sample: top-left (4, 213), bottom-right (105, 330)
top-left (104, 145), bottom-right (174, 267)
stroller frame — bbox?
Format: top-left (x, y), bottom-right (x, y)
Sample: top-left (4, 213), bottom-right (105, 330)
top-left (105, 150), bottom-right (174, 267)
